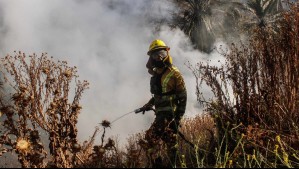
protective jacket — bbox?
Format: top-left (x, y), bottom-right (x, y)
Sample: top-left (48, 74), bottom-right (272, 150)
top-left (149, 65), bottom-right (187, 119)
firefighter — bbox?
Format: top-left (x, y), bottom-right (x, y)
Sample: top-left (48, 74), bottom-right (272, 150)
top-left (140, 39), bottom-right (187, 167)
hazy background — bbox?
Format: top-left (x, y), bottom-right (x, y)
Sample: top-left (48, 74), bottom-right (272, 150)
top-left (0, 0), bottom-right (225, 147)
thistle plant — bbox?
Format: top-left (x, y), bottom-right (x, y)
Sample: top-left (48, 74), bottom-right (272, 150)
top-left (0, 52), bottom-right (89, 168)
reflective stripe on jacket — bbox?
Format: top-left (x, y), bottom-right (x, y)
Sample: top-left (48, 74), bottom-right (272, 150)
top-left (152, 66), bottom-right (187, 114)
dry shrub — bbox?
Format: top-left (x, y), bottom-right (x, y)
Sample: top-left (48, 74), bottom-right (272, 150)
top-left (76, 125), bottom-right (123, 168)
top-left (0, 52), bottom-right (89, 168)
top-left (124, 131), bottom-right (169, 168)
top-left (121, 115), bottom-right (216, 168)
top-left (123, 133), bottom-right (147, 168)
top-left (190, 1), bottom-right (299, 167)
top-left (0, 52), bottom-right (137, 168)
top-left (179, 114), bottom-right (216, 167)
top-left (180, 114), bottom-right (215, 147)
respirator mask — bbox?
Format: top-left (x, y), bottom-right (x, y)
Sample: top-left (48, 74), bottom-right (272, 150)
top-left (150, 50), bottom-right (167, 68)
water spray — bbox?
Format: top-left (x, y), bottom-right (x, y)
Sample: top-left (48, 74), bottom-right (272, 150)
top-left (97, 107), bottom-right (195, 149)
top-left (95, 106), bottom-right (152, 143)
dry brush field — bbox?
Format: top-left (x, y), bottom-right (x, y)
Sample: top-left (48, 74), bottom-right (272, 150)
top-left (0, 2), bottom-right (298, 168)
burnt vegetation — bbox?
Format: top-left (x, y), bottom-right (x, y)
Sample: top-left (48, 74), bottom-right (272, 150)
top-left (0, 0), bottom-right (298, 168)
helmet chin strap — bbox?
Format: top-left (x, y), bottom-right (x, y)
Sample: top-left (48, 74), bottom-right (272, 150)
top-left (163, 55), bottom-right (169, 63)
top-left (162, 51), bottom-right (172, 66)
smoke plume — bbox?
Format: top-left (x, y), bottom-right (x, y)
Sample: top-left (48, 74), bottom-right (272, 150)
top-left (0, 0), bottom-right (225, 147)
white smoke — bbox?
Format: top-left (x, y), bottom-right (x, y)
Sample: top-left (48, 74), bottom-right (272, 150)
top-left (0, 0), bottom-right (226, 148)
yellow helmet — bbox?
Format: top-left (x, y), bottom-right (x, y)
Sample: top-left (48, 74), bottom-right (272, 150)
top-left (147, 39), bottom-right (170, 55)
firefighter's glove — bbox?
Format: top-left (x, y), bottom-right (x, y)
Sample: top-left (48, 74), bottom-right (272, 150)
top-left (135, 103), bottom-right (153, 114)
top-left (141, 103), bottom-right (153, 114)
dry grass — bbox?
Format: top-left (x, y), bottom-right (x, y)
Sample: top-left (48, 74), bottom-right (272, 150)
top-left (188, 1), bottom-right (299, 167)
top-left (118, 114), bottom-right (216, 168)
top-left (0, 1), bottom-right (298, 168)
